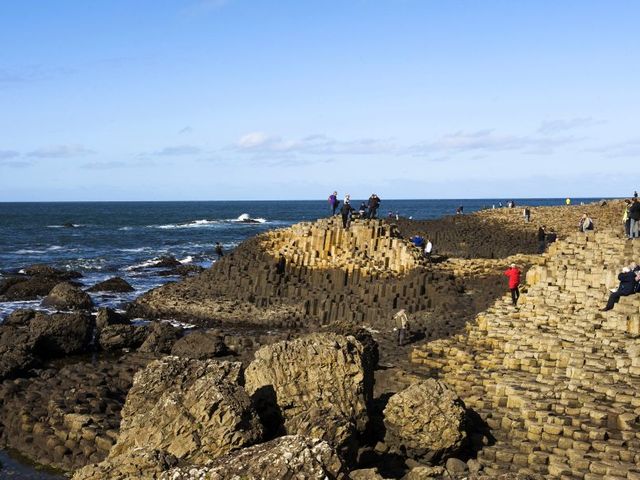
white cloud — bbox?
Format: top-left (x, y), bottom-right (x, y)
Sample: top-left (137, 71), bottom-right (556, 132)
top-left (234, 132), bottom-right (395, 155)
top-left (586, 139), bottom-right (640, 158)
top-left (27, 145), bottom-right (94, 158)
top-left (538, 117), bottom-right (604, 135)
top-left (0, 150), bottom-right (20, 160)
top-left (155, 145), bottom-right (202, 156)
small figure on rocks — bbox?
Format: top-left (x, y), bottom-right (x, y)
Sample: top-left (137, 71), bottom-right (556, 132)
top-left (623, 199), bottom-right (632, 237)
top-left (634, 190), bottom-right (638, 199)
top-left (601, 266), bottom-right (638, 311)
top-left (276, 254), bottom-right (286, 276)
top-left (537, 225), bottom-right (547, 253)
top-left (504, 263), bottom-right (521, 306)
top-left (328, 191), bottom-right (340, 216)
top-left (424, 238), bottom-right (433, 263)
top-left (393, 309), bottom-right (410, 346)
top-left (565, 197), bottom-right (571, 205)
top-left (629, 198), bottom-right (640, 239)
top-left (215, 242), bottom-right (224, 258)
top-left (456, 205), bottom-right (463, 215)
top-left (411, 235), bottom-right (425, 250)
top-left (358, 202), bottom-right (367, 217)
top-left (341, 198), bottom-right (354, 229)
top-left (367, 194), bottom-right (380, 219)
top-left (578, 213), bottom-right (594, 232)
top-left (523, 207), bottom-right (531, 223)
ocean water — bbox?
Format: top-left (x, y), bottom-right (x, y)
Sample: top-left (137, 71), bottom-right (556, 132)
top-left (0, 198), bottom-right (605, 321)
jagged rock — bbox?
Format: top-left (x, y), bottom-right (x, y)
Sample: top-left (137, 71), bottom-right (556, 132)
top-left (72, 448), bottom-right (178, 480)
top-left (0, 325), bottom-right (37, 380)
top-left (159, 435), bottom-right (345, 480)
top-left (95, 307), bottom-right (130, 330)
top-left (107, 357), bottom-right (261, 464)
top-left (41, 282), bottom-right (93, 310)
top-left (170, 330), bottom-right (228, 359)
top-left (349, 467), bottom-right (385, 479)
top-left (0, 276), bottom-right (64, 301)
top-left (29, 312), bottom-right (94, 357)
top-left (245, 333), bottom-right (371, 457)
top-left (3, 308), bottom-right (37, 326)
top-left (402, 465), bottom-right (445, 480)
top-left (138, 321), bottom-right (182, 353)
top-left (87, 277), bottom-right (135, 293)
top-left (383, 379), bottom-right (466, 462)
top-left (23, 264), bottom-right (82, 279)
top-left (98, 324), bottom-right (147, 351)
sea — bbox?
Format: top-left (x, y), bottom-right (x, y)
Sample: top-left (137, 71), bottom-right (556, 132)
top-left (0, 197), bottom-right (606, 478)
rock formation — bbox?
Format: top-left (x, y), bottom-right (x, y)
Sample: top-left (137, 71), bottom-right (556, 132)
top-left (29, 311), bottom-right (94, 357)
top-left (41, 282), bottom-right (93, 310)
top-left (170, 330), bottom-right (228, 359)
top-left (0, 265), bottom-right (81, 302)
top-left (87, 277), bottom-right (134, 293)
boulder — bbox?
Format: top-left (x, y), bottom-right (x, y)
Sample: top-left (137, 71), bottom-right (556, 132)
top-left (0, 276), bottom-right (64, 301)
top-left (170, 330), bottom-right (228, 359)
top-left (153, 256), bottom-right (181, 268)
top-left (3, 308), bottom-right (37, 326)
top-left (160, 435), bottom-right (345, 480)
top-left (23, 264), bottom-right (82, 279)
top-left (245, 333), bottom-right (371, 457)
top-left (108, 357), bottom-right (262, 464)
top-left (29, 312), bottom-right (94, 357)
top-left (0, 325), bottom-right (37, 380)
top-left (72, 446), bottom-right (178, 480)
top-left (95, 307), bottom-right (129, 330)
top-left (87, 277), bottom-right (135, 293)
top-left (383, 379), bottom-right (467, 462)
top-left (138, 321), bottom-right (182, 353)
top-left (41, 282), bottom-right (93, 311)
top-left (97, 324), bottom-right (147, 351)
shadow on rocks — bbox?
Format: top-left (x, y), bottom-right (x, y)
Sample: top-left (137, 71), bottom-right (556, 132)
top-left (250, 385), bottom-right (286, 440)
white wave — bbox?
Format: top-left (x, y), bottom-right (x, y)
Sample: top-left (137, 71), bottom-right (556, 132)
top-left (46, 224), bottom-right (81, 228)
top-left (231, 213), bottom-right (267, 224)
top-left (179, 256), bottom-right (194, 264)
top-left (118, 247), bottom-right (149, 253)
top-left (15, 249), bottom-right (46, 254)
top-left (154, 219), bottom-right (222, 229)
top-left (48, 245), bottom-right (63, 251)
top-left (119, 226), bottom-right (133, 231)
top-left (124, 258), bottom-right (162, 271)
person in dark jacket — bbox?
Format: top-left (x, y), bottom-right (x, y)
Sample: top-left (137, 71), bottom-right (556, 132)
top-left (215, 242), bottom-right (224, 258)
top-left (328, 191), bottom-right (340, 215)
top-left (629, 198), bottom-right (640, 239)
top-left (601, 267), bottom-right (637, 311)
top-left (367, 194), bottom-right (380, 219)
top-left (537, 226), bottom-right (547, 253)
top-left (504, 263), bottom-right (522, 306)
top-left (341, 200), bottom-right (354, 228)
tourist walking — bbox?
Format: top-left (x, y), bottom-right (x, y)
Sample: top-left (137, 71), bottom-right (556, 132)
top-left (341, 198), bottom-right (354, 228)
top-left (424, 238), bottom-right (433, 263)
top-left (537, 226), bottom-right (546, 253)
top-left (393, 308), bottom-right (410, 346)
top-left (578, 213), bottom-right (594, 232)
top-left (504, 263), bottom-right (521, 306)
top-left (328, 191), bottom-right (340, 215)
top-left (367, 194), bottom-right (380, 219)
top-left (601, 266), bottom-right (638, 311)
top-left (629, 198), bottom-right (640, 239)
top-left (523, 207), bottom-right (531, 223)
top-left (215, 242), bottom-right (224, 258)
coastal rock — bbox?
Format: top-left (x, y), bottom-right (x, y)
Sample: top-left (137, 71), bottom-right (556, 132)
top-left (159, 435), bottom-right (345, 480)
top-left (29, 312), bottom-right (94, 357)
top-left (99, 357), bottom-right (261, 470)
top-left (0, 325), bottom-right (37, 380)
top-left (153, 256), bottom-right (182, 268)
top-left (170, 329), bottom-right (229, 359)
top-left (95, 307), bottom-right (129, 330)
top-left (41, 282), bottom-right (94, 311)
top-left (3, 308), bottom-right (37, 326)
top-left (245, 333), bottom-right (371, 457)
top-left (98, 324), bottom-right (147, 351)
top-left (138, 321), bottom-right (183, 353)
top-left (383, 379), bottom-right (467, 462)
top-left (87, 277), bottom-right (135, 293)
top-left (0, 276), bottom-right (65, 301)
top-left (23, 264), bottom-right (82, 279)
top-left (72, 448), bottom-right (178, 480)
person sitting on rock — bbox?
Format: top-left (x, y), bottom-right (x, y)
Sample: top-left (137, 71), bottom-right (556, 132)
top-left (578, 213), bottom-right (594, 232)
top-left (601, 266), bottom-right (638, 311)
top-left (358, 202), bottom-right (367, 217)
top-left (411, 235), bottom-right (424, 250)
top-left (393, 308), bottom-right (410, 346)
top-left (504, 263), bottom-right (521, 306)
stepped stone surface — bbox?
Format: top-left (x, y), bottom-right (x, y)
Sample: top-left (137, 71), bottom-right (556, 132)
top-left (245, 333), bottom-right (371, 455)
top-left (159, 435), bottom-right (345, 480)
top-left (411, 229), bottom-right (640, 478)
top-left (383, 379), bottom-right (467, 462)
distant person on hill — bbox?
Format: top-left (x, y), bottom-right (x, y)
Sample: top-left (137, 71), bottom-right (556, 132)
top-left (215, 242), bottom-right (224, 258)
top-left (341, 198), bottom-right (354, 228)
top-left (634, 190), bottom-right (638, 199)
top-left (623, 200), bottom-right (632, 237)
top-left (601, 266), bottom-right (638, 311)
top-left (504, 263), bottom-right (522, 306)
top-left (393, 308), bottom-right (410, 346)
top-left (629, 198), bottom-right (640, 239)
top-left (411, 235), bottom-right (424, 250)
top-left (579, 213), bottom-right (594, 232)
top-left (523, 207), bottom-right (531, 223)
top-left (456, 205), bottom-right (464, 214)
top-left (328, 191), bottom-right (340, 215)
top-left (358, 202), bottom-right (368, 217)
top-left (566, 198), bottom-right (571, 205)
top-left (424, 238), bottom-right (433, 263)
top-left (367, 194), bottom-right (381, 219)
top-left (537, 226), bottom-right (547, 253)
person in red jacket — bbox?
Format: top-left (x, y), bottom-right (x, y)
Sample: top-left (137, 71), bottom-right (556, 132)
top-left (504, 263), bottom-right (522, 306)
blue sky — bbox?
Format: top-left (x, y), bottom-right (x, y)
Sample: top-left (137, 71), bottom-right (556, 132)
top-left (1, 0), bottom-right (638, 200)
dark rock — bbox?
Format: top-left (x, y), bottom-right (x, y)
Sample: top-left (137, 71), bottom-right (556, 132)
top-left (23, 264), bottom-right (82, 279)
top-left (95, 308), bottom-right (129, 330)
top-left (175, 264), bottom-right (205, 276)
top-left (62, 222), bottom-right (76, 228)
top-left (0, 276), bottom-right (62, 301)
top-left (0, 325), bottom-right (38, 381)
top-left (138, 322), bottom-right (182, 353)
top-left (3, 308), bottom-right (37, 326)
top-left (98, 324), bottom-right (147, 351)
top-left (87, 277), bottom-right (134, 293)
top-left (153, 256), bottom-right (181, 269)
top-left (41, 282), bottom-right (93, 311)
top-left (29, 312), bottom-right (94, 357)
top-left (170, 330), bottom-right (228, 359)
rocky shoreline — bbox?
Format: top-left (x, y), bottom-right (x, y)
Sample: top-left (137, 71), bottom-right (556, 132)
top-left (0, 200), bottom-right (632, 479)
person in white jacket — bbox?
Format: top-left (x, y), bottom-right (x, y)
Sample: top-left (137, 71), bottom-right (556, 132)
top-left (393, 309), bottom-right (410, 346)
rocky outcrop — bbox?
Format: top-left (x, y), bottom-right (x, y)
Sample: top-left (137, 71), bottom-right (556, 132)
top-left (383, 379), bottom-right (467, 462)
top-left (160, 435), bottom-right (346, 480)
top-left (245, 333), bottom-right (372, 457)
top-left (97, 324), bottom-right (147, 351)
top-left (29, 312), bottom-right (94, 357)
top-left (41, 282), bottom-right (93, 311)
top-left (110, 357), bottom-right (261, 461)
top-left (3, 308), bottom-right (37, 326)
top-left (0, 265), bottom-right (82, 301)
top-left (0, 325), bottom-right (38, 380)
top-left (95, 307), bottom-right (129, 330)
top-left (87, 277), bottom-right (134, 293)
top-left (170, 330), bottom-right (228, 359)
top-left (138, 321), bottom-right (182, 353)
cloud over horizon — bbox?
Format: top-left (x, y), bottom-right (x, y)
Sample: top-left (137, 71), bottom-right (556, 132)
top-left (27, 145), bottom-right (95, 158)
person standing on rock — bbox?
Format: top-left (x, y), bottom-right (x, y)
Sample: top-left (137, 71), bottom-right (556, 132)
top-left (341, 197), bottom-right (354, 229)
top-left (367, 194), bottom-right (380, 219)
top-left (215, 242), bottom-right (224, 258)
top-left (601, 266), bottom-right (637, 311)
top-left (623, 200), bottom-right (632, 237)
top-left (629, 198), bottom-right (640, 239)
top-left (424, 238), bottom-right (433, 263)
top-left (523, 207), bottom-right (531, 223)
top-left (393, 308), bottom-right (410, 346)
top-left (328, 191), bottom-right (340, 216)
top-left (537, 226), bottom-right (546, 253)
top-left (504, 263), bottom-right (521, 306)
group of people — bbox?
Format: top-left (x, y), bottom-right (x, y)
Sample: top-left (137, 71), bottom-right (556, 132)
top-left (410, 235), bottom-right (434, 262)
top-left (328, 192), bottom-right (382, 228)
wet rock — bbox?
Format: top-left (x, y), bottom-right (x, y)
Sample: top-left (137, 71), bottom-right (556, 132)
top-left (153, 256), bottom-right (182, 269)
top-left (383, 379), bottom-right (466, 463)
top-left (95, 307), bottom-right (129, 330)
top-left (3, 308), bottom-right (37, 326)
top-left (245, 333), bottom-right (371, 458)
top-left (97, 324), bottom-right (147, 351)
top-left (170, 329), bottom-right (228, 359)
top-left (159, 435), bottom-right (345, 480)
top-left (0, 325), bottom-right (37, 380)
top-left (138, 321), bottom-right (182, 353)
top-left (110, 357), bottom-right (260, 462)
top-left (29, 312), bottom-right (94, 357)
top-left (87, 277), bottom-right (134, 293)
top-left (23, 264), bottom-right (82, 279)
top-left (41, 282), bottom-right (93, 311)
top-left (0, 276), bottom-right (64, 302)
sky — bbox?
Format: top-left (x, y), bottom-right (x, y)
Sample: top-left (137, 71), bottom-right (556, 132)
top-left (1, 0), bottom-right (639, 201)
